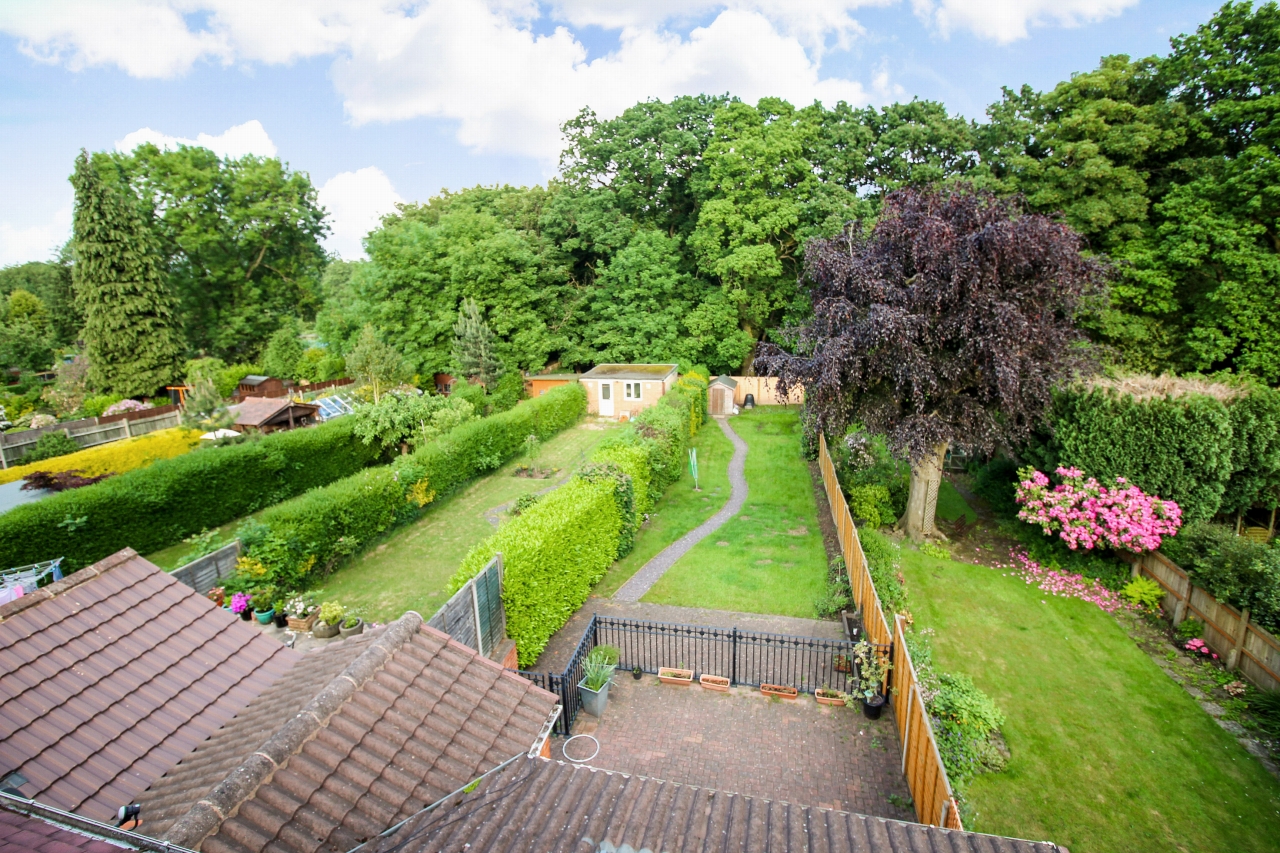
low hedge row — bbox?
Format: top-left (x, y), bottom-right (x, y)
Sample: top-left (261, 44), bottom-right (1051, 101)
top-left (450, 376), bottom-right (707, 667)
top-left (0, 427), bottom-right (203, 485)
top-left (240, 383), bottom-right (588, 587)
top-left (0, 418), bottom-right (383, 569)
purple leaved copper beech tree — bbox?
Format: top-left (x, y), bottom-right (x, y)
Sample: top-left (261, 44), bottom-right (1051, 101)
top-left (757, 186), bottom-right (1109, 542)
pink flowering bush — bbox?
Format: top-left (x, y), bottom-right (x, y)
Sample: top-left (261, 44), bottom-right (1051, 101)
top-left (1014, 466), bottom-right (1182, 553)
top-left (103, 398), bottom-right (153, 417)
top-left (230, 591), bottom-right (252, 614)
top-left (1183, 638), bottom-right (1219, 660)
top-left (1008, 550), bottom-right (1132, 613)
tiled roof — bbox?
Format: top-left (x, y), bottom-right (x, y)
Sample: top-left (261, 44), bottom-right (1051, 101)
top-left (157, 614), bottom-right (559, 853)
top-left (0, 792), bottom-right (196, 853)
top-left (369, 758), bottom-right (1065, 853)
top-left (139, 630), bottom-right (384, 839)
top-left (0, 550), bottom-right (298, 824)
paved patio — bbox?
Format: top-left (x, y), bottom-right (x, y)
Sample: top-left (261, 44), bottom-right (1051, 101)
top-left (564, 674), bottom-right (914, 822)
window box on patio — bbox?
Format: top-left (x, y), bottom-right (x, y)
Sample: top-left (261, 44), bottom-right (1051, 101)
top-left (760, 683), bottom-right (798, 700)
top-left (699, 674), bottom-right (730, 692)
top-left (658, 667), bottom-right (694, 685)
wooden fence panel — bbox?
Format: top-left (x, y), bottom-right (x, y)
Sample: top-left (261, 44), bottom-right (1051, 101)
top-left (728, 376), bottom-right (803, 406)
top-left (818, 433), bottom-right (959, 828)
top-left (1135, 551), bottom-right (1280, 693)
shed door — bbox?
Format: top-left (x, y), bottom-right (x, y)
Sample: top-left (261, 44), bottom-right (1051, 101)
top-left (599, 381), bottom-right (614, 416)
top-left (710, 386), bottom-right (725, 415)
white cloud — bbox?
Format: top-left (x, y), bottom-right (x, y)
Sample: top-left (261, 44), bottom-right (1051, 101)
top-left (317, 167), bottom-right (403, 260)
top-left (115, 119), bottom-right (278, 159)
top-left (910, 0), bottom-right (1140, 43)
top-left (0, 204), bottom-right (72, 268)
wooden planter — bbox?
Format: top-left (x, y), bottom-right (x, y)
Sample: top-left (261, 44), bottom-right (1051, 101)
top-left (760, 683), bottom-right (798, 700)
top-left (699, 674), bottom-right (730, 692)
top-left (815, 689), bottom-right (845, 706)
top-left (287, 612), bottom-right (317, 632)
top-left (658, 667), bottom-right (694, 685)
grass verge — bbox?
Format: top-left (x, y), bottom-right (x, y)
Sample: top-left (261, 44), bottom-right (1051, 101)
top-left (900, 546), bottom-right (1280, 853)
top-left (642, 407), bottom-right (828, 617)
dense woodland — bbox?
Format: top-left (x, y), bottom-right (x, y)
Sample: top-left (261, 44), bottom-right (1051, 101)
top-left (2, 2), bottom-right (1279, 400)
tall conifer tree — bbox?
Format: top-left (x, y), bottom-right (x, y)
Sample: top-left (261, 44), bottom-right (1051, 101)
top-left (70, 151), bottom-right (184, 397)
top-left (450, 298), bottom-right (505, 388)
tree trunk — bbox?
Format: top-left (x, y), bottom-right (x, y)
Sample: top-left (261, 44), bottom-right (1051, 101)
top-left (899, 441), bottom-right (949, 543)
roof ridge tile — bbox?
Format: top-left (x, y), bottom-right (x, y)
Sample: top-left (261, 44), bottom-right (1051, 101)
top-left (162, 612), bottom-right (424, 850)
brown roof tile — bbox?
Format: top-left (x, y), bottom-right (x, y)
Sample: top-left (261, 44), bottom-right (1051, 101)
top-left (151, 615), bottom-right (558, 853)
top-left (369, 758), bottom-right (1067, 853)
top-left (0, 550), bottom-right (298, 823)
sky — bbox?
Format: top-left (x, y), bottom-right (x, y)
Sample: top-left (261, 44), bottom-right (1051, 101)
top-left (0, 0), bottom-right (1224, 264)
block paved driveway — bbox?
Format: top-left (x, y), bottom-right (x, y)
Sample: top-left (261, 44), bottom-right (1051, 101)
top-left (565, 675), bottom-right (915, 822)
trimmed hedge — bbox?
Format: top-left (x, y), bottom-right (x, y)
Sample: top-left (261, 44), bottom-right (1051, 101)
top-left (454, 478), bottom-right (621, 668)
top-left (242, 383), bottom-right (588, 586)
top-left (450, 376), bottom-right (707, 667)
top-left (0, 427), bottom-right (203, 484)
top-left (0, 418), bottom-right (383, 569)
top-left (1043, 384), bottom-right (1280, 521)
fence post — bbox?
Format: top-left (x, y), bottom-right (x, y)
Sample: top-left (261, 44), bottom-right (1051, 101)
top-left (123, 417), bottom-right (132, 438)
top-left (470, 581), bottom-right (485, 657)
top-left (1228, 607), bottom-right (1251, 671)
top-left (731, 627), bottom-right (738, 686)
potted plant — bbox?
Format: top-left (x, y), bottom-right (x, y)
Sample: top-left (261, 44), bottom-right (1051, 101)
top-left (230, 592), bottom-right (252, 621)
top-left (286, 595), bottom-right (318, 631)
top-left (252, 590), bottom-right (275, 624)
top-left (833, 653), bottom-right (853, 674)
top-left (272, 601), bottom-right (289, 629)
top-left (815, 686), bottom-right (845, 706)
top-left (658, 666), bottom-right (693, 685)
top-left (760, 683), bottom-right (799, 699)
top-left (853, 639), bottom-right (890, 719)
top-left (339, 613), bottom-right (365, 638)
top-left (577, 648), bottom-right (617, 717)
top-left (313, 601), bottom-right (344, 639)
top-left (699, 674), bottom-right (730, 692)
top-left (207, 587), bottom-right (226, 607)
top-left (632, 665), bottom-right (643, 681)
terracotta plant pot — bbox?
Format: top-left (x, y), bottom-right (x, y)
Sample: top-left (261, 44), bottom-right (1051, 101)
top-left (207, 587), bottom-right (225, 607)
top-left (657, 667), bottom-right (693, 685)
top-left (339, 617), bottom-right (364, 638)
top-left (312, 620), bottom-right (340, 639)
top-left (815, 689), bottom-right (845, 706)
top-left (699, 674), bottom-right (730, 692)
top-left (287, 612), bottom-right (317, 632)
top-left (760, 683), bottom-right (798, 700)
top-left (832, 654), bottom-right (853, 674)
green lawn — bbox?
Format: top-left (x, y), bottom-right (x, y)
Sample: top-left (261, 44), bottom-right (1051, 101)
top-left (593, 418), bottom-right (735, 596)
top-left (315, 421), bottom-right (616, 622)
top-left (146, 514), bottom-right (256, 570)
top-left (642, 407), bottom-right (829, 617)
top-left (900, 547), bottom-right (1280, 853)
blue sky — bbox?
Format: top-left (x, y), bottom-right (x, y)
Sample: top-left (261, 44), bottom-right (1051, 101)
top-left (0, 1), bottom-right (1222, 264)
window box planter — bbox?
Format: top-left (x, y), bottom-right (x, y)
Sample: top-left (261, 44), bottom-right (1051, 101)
top-left (760, 683), bottom-right (798, 700)
top-left (699, 674), bottom-right (730, 692)
top-left (658, 667), bottom-right (693, 685)
top-left (577, 677), bottom-right (611, 717)
top-left (861, 694), bottom-right (886, 720)
top-left (339, 617), bottom-right (364, 638)
top-left (312, 620), bottom-right (340, 639)
top-left (254, 607), bottom-right (275, 625)
top-left (833, 653), bottom-right (853, 674)
top-left (287, 612), bottom-right (317, 632)
top-left (815, 688), bottom-right (845, 706)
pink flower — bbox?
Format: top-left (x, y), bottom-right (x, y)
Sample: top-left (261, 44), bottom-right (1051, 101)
top-left (1014, 466), bottom-right (1181, 554)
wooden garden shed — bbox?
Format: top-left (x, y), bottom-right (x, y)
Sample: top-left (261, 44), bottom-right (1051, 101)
top-left (524, 373), bottom-right (579, 397)
top-left (709, 375), bottom-right (738, 415)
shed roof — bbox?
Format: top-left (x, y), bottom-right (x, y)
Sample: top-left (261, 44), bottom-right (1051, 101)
top-left (232, 397), bottom-right (318, 428)
top-left (581, 364), bottom-right (678, 380)
top-left (0, 550), bottom-right (298, 823)
top-left (526, 374), bottom-right (580, 381)
top-left (239, 376), bottom-right (271, 386)
top-left (153, 613), bottom-right (559, 853)
top-left (709, 375), bottom-right (738, 389)
top-left (367, 757), bottom-right (1065, 853)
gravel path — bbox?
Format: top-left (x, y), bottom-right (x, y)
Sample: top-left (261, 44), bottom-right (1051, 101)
top-left (613, 416), bottom-right (748, 602)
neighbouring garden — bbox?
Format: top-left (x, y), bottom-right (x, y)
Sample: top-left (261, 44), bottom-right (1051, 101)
top-left (643, 406), bottom-right (829, 617)
top-left (901, 545), bottom-right (1280, 853)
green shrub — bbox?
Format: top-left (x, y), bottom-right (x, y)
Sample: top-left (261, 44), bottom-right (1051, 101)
top-left (1159, 519), bottom-right (1280, 632)
top-left (931, 672), bottom-right (1008, 783)
top-left (0, 418), bottom-right (383, 569)
top-left (21, 431), bottom-right (80, 464)
top-left (970, 455), bottom-right (1021, 518)
top-left (846, 484), bottom-right (890, 528)
top-left (861, 529), bottom-right (908, 617)
top-left (453, 477), bottom-right (621, 667)
top-left (1122, 576), bottom-right (1165, 610)
top-left (1175, 618), bottom-right (1204, 641)
top-left (836, 431), bottom-right (909, 520)
top-left (997, 516), bottom-right (1132, 590)
top-left (1249, 690), bottom-right (1280, 734)
top-left (318, 600), bottom-right (345, 626)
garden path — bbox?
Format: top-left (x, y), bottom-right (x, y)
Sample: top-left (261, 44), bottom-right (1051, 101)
top-left (613, 416), bottom-right (747, 602)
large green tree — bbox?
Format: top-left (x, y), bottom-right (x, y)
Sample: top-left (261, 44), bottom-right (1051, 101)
top-left (110, 144), bottom-right (328, 361)
top-left (70, 151), bottom-right (184, 396)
